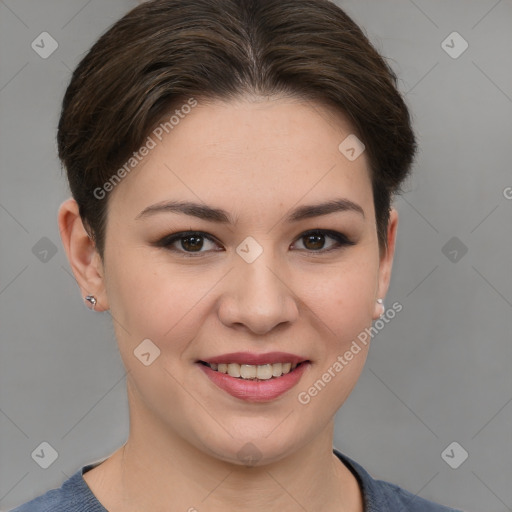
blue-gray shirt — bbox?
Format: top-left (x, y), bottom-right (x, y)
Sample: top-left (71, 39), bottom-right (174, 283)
top-left (10, 448), bottom-right (464, 511)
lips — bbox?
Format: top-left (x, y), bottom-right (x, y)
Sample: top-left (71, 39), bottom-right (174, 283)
top-left (196, 352), bottom-right (311, 402)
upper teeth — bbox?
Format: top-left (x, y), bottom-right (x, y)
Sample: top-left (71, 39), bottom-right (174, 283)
top-left (209, 362), bottom-right (298, 380)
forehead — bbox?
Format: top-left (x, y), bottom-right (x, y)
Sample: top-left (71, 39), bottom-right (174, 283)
top-left (108, 98), bottom-right (373, 219)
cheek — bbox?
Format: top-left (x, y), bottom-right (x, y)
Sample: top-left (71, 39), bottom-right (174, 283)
top-left (300, 254), bottom-right (379, 340)
top-left (294, 266), bottom-right (376, 418)
top-left (105, 250), bottom-right (204, 341)
top-left (108, 259), bottom-right (208, 430)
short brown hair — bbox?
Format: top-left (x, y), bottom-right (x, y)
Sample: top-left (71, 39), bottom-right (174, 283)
top-left (57, 0), bottom-right (416, 259)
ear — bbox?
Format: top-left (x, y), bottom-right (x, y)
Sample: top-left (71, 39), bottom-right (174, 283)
top-left (58, 198), bottom-right (109, 311)
top-left (372, 207), bottom-right (398, 320)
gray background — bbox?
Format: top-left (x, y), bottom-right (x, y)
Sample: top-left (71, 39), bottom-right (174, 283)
top-left (1, 0), bottom-right (511, 510)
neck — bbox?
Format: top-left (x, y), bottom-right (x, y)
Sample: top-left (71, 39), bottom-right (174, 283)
top-left (84, 389), bottom-right (363, 512)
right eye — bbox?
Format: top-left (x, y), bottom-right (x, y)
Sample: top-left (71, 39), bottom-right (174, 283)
top-left (156, 230), bottom-right (223, 257)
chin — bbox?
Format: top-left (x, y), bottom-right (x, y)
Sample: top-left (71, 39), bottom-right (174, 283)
top-left (189, 419), bottom-right (309, 468)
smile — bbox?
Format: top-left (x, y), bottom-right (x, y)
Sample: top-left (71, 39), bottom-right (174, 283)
top-left (197, 358), bottom-right (311, 402)
top-left (200, 361), bottom-right (301, 380)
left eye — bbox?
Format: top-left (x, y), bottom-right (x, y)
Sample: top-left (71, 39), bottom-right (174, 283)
top-left (292, 230), bottom-right (354, 252)
top-left (156, 229), bottom-right (354, 256)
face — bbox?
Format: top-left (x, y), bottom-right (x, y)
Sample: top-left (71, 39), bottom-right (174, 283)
top-left (68, 97), bottom-right (396, 466)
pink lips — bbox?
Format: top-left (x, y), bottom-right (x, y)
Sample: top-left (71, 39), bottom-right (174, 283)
top-left (197, 352), bottom-right (310, 402)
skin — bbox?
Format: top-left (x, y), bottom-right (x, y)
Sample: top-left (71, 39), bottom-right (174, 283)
top-left (58, 96), bottom-right (398, 512)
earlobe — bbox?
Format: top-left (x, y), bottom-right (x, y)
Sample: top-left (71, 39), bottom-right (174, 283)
top-left (57, 198), bottom-right (108, 311)
top-left (374, 298), bottom-right (385, 319)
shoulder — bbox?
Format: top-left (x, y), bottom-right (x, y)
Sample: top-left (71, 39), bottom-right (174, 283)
top-left (333, 448), bottom-right (465, 512)
top-left (372, 478), bottom-right (463, 511)
top-left (10, 487), bottom-right (70, 512)
top-left (9, 465), bottom-right (106, 512)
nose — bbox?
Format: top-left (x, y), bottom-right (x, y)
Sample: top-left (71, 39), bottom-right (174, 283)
top-left (217, 250), bottom-right (299, 336)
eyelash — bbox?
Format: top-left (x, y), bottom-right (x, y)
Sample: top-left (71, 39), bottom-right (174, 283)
top-left (154, 229), bottom-right (355, 257)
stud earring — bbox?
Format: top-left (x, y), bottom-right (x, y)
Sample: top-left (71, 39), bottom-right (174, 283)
top-left (84, 295), bottom-right (97, 311)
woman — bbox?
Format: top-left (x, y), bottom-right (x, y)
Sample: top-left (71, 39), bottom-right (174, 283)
top-left (12, 0), bottom-right (463, 510)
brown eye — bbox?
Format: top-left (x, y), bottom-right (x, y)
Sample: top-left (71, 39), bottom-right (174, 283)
top-left (293, 230), bottom-right (354, 253)
top-left (180, 234), bottom-right (205, 252)
top-left (156, 231), bottom-right (221, 256)
top-left (303, 233), bottom-right (327, 250)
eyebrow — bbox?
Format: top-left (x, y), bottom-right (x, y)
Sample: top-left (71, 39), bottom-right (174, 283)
top-left (135, 198), bottom-right (365, 223)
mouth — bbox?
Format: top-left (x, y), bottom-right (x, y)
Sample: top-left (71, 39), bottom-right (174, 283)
top-left (196, 352), bottom-right (311, 402)
top-left (198, 360), bottom-right (308, 381)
